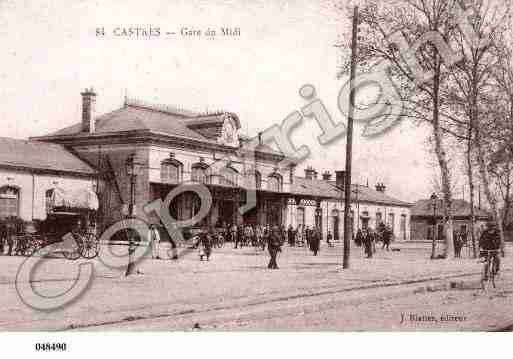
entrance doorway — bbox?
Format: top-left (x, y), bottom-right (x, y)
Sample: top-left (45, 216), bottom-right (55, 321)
top-left (331, 209), bottom-right (340, 240)
top-left (243, 205), bottom-right (258, 226)
top-left (218, 199), bottom-right (235, 227)
top-left (266, 201), bottom-right (282, 226)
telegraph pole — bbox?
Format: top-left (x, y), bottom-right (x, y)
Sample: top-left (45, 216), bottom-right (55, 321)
top-left (343, 6), bottom-right (359, 269)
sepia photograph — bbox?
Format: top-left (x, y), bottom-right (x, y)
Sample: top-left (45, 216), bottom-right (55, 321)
top-left (0, 0), bottom-right (512, 353)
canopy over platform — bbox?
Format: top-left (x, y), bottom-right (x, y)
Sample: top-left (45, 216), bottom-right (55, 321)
top-left (49, 187), bottom-right (99, 211)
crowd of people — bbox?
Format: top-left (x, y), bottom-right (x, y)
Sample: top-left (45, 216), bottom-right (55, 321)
top-left (354, 223), bottom-right (394, 258)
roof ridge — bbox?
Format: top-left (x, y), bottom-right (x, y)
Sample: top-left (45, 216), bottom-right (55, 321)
top-left (125, 98), bottom-right (200, 118)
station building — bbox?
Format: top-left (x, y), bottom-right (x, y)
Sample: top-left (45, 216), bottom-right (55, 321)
top-left (0, 89), bottom-right (413, 240)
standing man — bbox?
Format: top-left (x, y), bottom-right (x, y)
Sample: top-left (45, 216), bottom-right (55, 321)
top-left (287, 224), bottom-right (294, 246)
top-left (305, 226), bottom-right (312, 249)
top-left (150, 224), bottom-right (161, 260)
top-left (310, 228), bottom-right (321, 256)
top-left (230, 223), bottom-right (237, 244)
top-left (362, 228), bottom-right (373, 258)
top-left (382, 225), bottom-right (392, 251)
top-left (262, 225), bottom-right (269, 251)
top-left (268, 225), bottom-right (282, 269)
top-left (234, 224), bottom-right (242, 249)
top-left (0, 220), bottom-right (6, 255)
top-left (255, 225), bottom-right (263, 250)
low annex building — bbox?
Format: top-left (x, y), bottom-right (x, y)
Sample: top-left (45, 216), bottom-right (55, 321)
top-left (0, 137), bottom-right (98, 223)
top-left (410, 198), bottom-right (491, 241)
top-left (286, 168), bottom-right (413, 241)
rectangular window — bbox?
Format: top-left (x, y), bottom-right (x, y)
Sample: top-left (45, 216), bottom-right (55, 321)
top-left (161, 164), bottom-right (180, 183)
top-left (0, 187), bottom-right (19, 218)
top-left (387, 213), bottom-right (395, 233)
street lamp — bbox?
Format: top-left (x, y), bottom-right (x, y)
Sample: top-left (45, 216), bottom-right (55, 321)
top-left (125, 154), bottom-right (141, 276)
top-left (430, 192), bottom-right (438, 260)
top-left (352, 186), bottom-right (360, 230)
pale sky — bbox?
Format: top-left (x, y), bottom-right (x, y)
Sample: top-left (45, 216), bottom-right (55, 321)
top-left (0, 0), bottom-right (445, 202)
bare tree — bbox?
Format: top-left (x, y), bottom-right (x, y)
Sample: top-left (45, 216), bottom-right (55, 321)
top-left (442, 0), bottom-right (511, 256)
top-left (337, 0), bottom-right (461, 257)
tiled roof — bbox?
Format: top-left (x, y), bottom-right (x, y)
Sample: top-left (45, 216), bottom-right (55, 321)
top-left (0, 137), bottom-right (95, 175)
top-left (343, 183), bottom-right (413, 207)
top-left (411, 199), bottom-right (491, 218)
top-left (290, 177), bottom-right (411, 207)
top-left (291, 177), bottom-right (342, 198)
top-left (45, 106), bottom-right (214, 142)
top-left (42, 100), bottom-right (241, 144)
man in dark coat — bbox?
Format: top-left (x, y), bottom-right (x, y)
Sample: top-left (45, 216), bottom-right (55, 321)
top-left (287, 225), bottom-right (295, 246)
top-left (479, 221), bottom-right (501, 276)
top-left (268, 225), bottom-right (282, 269)
top-left (382, 225), bottom-right (392, 251)
top-left (362, 228), bottom-right (373, 258)
top-left (0, 220), bottom-right (6, 255)
top-left (310, 228), bottom-right (321, 256)
top-left (199, 227), bottom-right (214, 261)
top-left (327, 231), bottom-right (333, 247)
top-left (355, 228), bottom-right (363, 247)
top-left (235, 225), bottom-right (243, 249)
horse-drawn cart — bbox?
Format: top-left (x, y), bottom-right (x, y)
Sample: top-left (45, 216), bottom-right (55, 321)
top-left (1, 186), bottom-right (100, 260)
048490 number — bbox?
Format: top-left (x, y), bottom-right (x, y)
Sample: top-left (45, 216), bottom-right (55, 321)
top-left (35, 343), bottom-right (67, 351)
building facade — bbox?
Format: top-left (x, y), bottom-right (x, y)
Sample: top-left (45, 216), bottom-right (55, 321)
top-left (286, 168), bottom-right (413, 241)
top-left (410, 199), bottom-right (491, 241)
top-left (11, 89), bottom-right (413, 241)
top-left (0, 137), bottom-right (97, 223)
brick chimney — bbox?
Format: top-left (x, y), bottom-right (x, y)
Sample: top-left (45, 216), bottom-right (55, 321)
top-left (81, 88), bottom-right (96, 133)
top-left (322, 171), bottom-right (332, 181)
top-left (335, 170), bottom-right (346, 190)
top-left (305, 166), bottom-right (317, 180)
top-left (375, 182), bottom-right (386, 193)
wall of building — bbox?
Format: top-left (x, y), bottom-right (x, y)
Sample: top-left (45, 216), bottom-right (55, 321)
top-left (286, 200), bottom-right (411, 241)
top-left (147, 145), bottom-right (292, 191)
top-left (73, 144), bottom-right (150, 226)
top-left (0, 168), bottom-right (95, 222)
top-left (410, 217), bottom-right (488, 241)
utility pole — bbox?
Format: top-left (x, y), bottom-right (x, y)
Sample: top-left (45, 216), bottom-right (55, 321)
top-left (343, 6), bottom-right (359, 269)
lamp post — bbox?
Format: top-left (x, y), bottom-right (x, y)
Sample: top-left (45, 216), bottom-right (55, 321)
top-left (125, 154), bottom-right (141, 276)
top-left (430, 193), bottom-right (438, 260)
top-left (352, 185), bottom-right (360, 230)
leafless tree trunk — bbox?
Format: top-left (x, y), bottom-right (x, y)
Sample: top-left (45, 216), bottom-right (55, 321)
top-left (432, 57), bottom-right (454, 258)
top-left (466, 127), bottom-right (477, 258)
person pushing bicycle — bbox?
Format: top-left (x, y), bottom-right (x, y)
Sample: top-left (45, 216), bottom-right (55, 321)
top-left (479, 220), bottom-right (501, 279)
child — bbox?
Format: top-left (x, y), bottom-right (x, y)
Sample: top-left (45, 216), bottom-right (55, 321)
top-left (199, 228), bottom-right (213, 261)
top-left (327, 231), bottom-right (334, 247)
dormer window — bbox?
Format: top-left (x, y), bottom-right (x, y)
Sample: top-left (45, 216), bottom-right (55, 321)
top-left (191, 162), bottom-right (210, 184)
top-left (161, 158), bottom-right (183, 183)
top-left (268, 173), bottom-right (282, 192)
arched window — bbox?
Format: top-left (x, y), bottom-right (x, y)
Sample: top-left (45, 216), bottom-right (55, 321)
top-left (191, 162), bottom-right (210, 184)
top-left (161, 158), bottom-right (183, 183)
top-left (0, 186), bottom-right (19, 218)
top-left (220, 166), bottom-right (238, 187)
top-left (375, 211), bottom-right (383, 226)
top-left (267, 173), bottom-right (282, 192)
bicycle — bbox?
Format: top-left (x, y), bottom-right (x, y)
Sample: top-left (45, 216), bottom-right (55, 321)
top-left (481, 249), bottom-right (500, 291)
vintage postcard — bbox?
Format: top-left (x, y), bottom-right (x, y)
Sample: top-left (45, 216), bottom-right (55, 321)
top-left (0, 0), bottom-right (512, 349)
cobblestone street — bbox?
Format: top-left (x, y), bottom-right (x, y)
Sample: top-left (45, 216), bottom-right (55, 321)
top-left (1, 241), bottom-right (511, 331)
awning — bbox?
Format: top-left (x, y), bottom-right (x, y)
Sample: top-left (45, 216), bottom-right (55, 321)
top-left (50, 187), bottom-right (99, 211)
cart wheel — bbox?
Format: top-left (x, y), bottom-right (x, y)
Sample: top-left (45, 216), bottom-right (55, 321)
top-left (23, 236), bottom-right (36, 257)
top-left (80, 234), bottom-right (99, 259)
